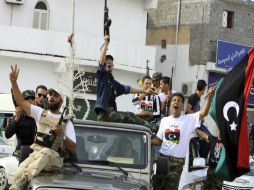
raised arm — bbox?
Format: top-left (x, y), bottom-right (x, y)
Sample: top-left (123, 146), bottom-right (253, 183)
top-left (151, 137), bottom-right (162, 146)
top-left (9, 65), bottom-right (31, 116)
top-left (199, 86), bottom-right (216, 121)
top-left (130, 87), bottom-right (155, 95)
top-left (99, 35), bottom-right (110, 65)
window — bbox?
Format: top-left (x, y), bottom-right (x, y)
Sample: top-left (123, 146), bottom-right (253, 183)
top-left (222, 10), bottom-right (234, 28)
top-left (161, 39), bottom-right (167, 49)
top-left (75, 126), bottom-right (148, 168)
top-left (33, 1), bottom-right (49, 30)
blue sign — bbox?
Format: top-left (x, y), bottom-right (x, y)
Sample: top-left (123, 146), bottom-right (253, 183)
top-left (216, 40), bottom-right (251, 69)
top-left (208, 72), bottom-right (225, 89)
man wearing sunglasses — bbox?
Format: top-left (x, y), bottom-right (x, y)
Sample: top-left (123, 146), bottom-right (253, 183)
top-left (5, 90), bottom-right (37, 164)
top-left (35, 85), bottom-right (48, 108)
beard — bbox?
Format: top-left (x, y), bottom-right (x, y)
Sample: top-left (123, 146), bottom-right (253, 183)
top-left (48, 101), bottom-right (61, 111)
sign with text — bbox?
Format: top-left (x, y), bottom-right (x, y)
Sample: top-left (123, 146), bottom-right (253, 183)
top-left (208, 72), bottom-right (225, 89)
top-left (73, 71), bottom-right (97, 94)
top-left (216, 40), bottom-right (251, 69)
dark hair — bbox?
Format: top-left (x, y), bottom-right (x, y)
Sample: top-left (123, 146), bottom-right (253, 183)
top-left (161, 76), bottom-right (171, 86)
top-left (106, 55), bottom-right (114, 61)
top-left (36, 85), bottom-right (47, 93)
top-left (142, 75), bottom-right (152, 83)
top-left (170, 92), bottom-right (185, 104)
top-left (22, 90), bottom-right (35, 99)
top-left (197, 80), bottom-right (207, 91)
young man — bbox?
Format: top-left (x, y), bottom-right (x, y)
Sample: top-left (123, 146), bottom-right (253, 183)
top-left (5, 90), bottom-right (37, 164)
top-left (159, 76), bottom-right (173, 117)
top-left (152, 86), bottom-right (216, 189)
top-left (185, 79), bottom-right (207, 114)
top-left (186, 79), bottom-right (211, 158)
top-left (151, 72), bottom-right (162, 94)
top-left (132, 75), bottom-right (161, 123)
top-left (95, 35), bottom-right (158, 132)
top-left (9, 65), bottom-right (76, 190)
top-left (35, 85), bottom-right (48, 108)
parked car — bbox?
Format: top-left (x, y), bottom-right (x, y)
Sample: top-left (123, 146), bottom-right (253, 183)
top-left (222, 156), bottom-right (254, 190)
top-left (0, 137), bottom-right (16, 190)
top-left (0, 137), bottom-right (15, 158)
top-left (0, 120), bottom-right (208, 190)
top-left (0, 155), bottom-right (18, 190)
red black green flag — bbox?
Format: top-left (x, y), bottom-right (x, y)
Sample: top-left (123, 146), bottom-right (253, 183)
top-left (210, 47), bottom-right (254, 181)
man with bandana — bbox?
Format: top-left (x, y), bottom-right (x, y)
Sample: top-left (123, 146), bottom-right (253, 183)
top-left (9, 65), bottom-right (76, 190)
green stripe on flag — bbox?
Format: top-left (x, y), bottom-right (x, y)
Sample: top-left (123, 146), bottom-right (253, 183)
top-left (209, 79), bottom-right (223, 125)
top-left (215, 147), bottom-right (230, 181)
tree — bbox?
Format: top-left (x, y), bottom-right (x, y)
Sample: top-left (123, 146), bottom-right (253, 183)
top-left (57, 33), bottom-right (90, 119)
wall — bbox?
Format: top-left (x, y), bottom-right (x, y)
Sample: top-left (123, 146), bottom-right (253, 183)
top-left (0, 0), bottom-right (156, 73)
top-left (0, 0), bottom-right (158, 117)
top-left (0, 60), bottom-right (142, 113)
top-left (147, 0), bottom-right (254, 66)
top-left (147, 0), bottom-right (210, 28)
top-left (151, 44), bottom-right (207, 93)
top-left (1, 0), bottom-right (149, 45)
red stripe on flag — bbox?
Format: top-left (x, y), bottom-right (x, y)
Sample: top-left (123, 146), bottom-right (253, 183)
top-left (238, 47), bottom-right (254, 168)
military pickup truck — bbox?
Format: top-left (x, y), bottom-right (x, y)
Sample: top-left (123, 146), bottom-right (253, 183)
top-left (0, 119), bottom-right (208, 190)
top-left (28, 119), bottom-right (155, 190)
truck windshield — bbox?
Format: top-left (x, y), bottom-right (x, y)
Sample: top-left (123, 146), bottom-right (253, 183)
top-left (74, 126), bottom-right (148, 169)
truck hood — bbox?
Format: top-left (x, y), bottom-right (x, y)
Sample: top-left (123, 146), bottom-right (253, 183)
top-left (29, 171), bottom-right (149, 190)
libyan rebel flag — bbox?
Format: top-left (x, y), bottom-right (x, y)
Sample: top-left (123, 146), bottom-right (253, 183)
top-left (209, 47), bottom-right (254, 181)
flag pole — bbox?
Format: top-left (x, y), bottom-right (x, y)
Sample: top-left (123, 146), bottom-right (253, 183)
top-left (72, 0), bottom-right (75, 35)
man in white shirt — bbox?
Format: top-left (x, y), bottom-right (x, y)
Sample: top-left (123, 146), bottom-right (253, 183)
top-left (152, 87), bottom-right (216, 189)
top-left (9, 64), bottom-right (76, 190)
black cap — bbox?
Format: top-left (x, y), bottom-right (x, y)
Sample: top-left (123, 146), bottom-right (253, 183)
top-left (22, 90), bottom-right (35, 100)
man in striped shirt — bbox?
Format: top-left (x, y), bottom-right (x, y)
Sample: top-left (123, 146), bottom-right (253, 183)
top-left (132, 75), bottom-right (161, 124)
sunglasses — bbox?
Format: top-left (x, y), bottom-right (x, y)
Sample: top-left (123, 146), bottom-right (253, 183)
top-left (38, 93), bottom-right (47, 98)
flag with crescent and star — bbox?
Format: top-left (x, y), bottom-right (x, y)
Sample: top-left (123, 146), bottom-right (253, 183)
top-left (209, 47), bottom-right (254, 181)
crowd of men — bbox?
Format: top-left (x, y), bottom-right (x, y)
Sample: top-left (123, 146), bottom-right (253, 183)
top-left (5, 34), bottom-right (227, 190)
top-left (94, 35), bottom-right (222, 190)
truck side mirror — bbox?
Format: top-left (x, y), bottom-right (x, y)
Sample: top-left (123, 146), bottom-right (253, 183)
top-left (190, 157), bottom-right (206, 171)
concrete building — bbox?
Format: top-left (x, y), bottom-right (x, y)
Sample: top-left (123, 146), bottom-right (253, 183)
top-left (0, 0), bottom-right (157, 120)
top-left (147, 0), bottom-right (254, 87)
top-left (147, 0), bottom-right (254, 123)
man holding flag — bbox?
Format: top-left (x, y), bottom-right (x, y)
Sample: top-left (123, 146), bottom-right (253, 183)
top-left (210, 47), bottom-right (254, 181)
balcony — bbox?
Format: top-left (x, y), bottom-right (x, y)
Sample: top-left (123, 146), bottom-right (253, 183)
top-left (0, 25), bottom-right (155, 73)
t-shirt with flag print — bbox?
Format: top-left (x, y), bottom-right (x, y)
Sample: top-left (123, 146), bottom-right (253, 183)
top-left (157, 112), bottom-right (200, 158)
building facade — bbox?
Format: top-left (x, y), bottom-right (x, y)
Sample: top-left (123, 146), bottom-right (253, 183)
top-left (147, 0), bottom-right (254, 122)
top-left (0, 0), bottom-right (157, 119)
top-left (146, 0), bottom-right (254, 90)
